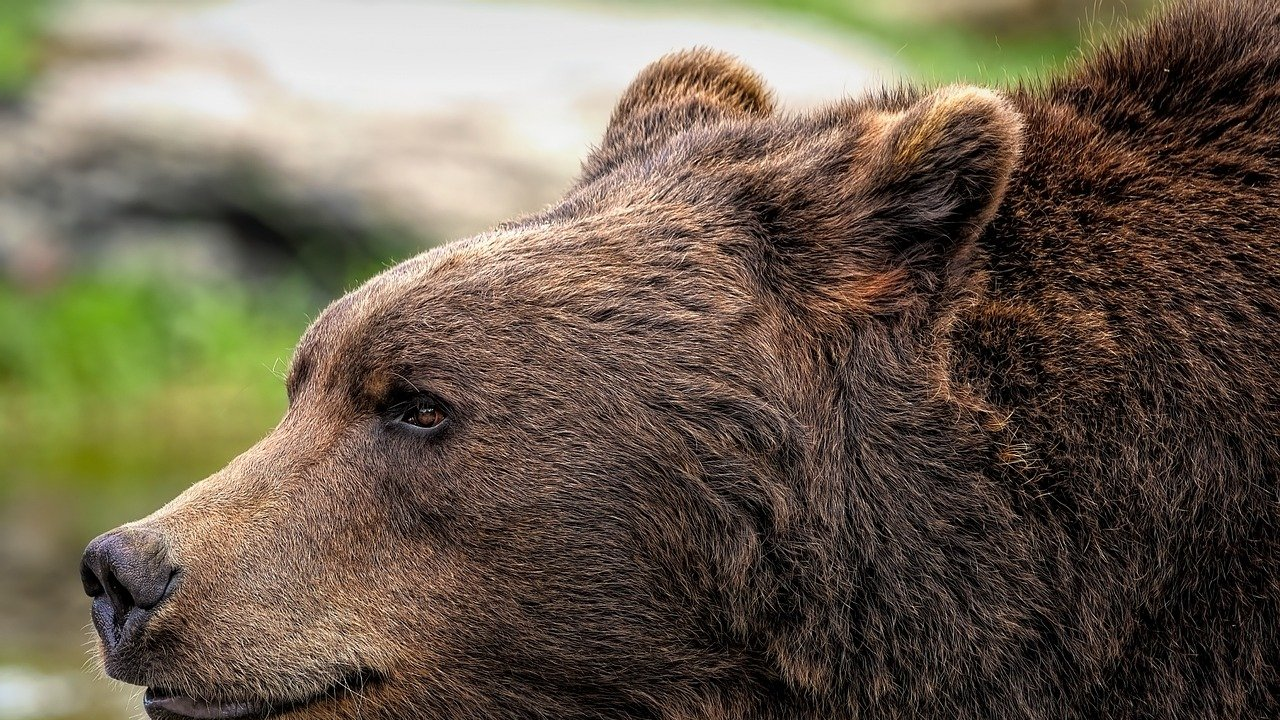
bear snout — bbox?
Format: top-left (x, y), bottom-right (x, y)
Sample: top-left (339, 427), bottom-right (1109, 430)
top-left (81, 527), bottom-right (179, 664)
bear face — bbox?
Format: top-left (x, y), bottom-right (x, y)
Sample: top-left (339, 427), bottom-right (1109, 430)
top-left (82, 52), bottom-right (1025, 719)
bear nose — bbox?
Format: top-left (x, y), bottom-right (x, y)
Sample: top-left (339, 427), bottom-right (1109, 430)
top-left (81, 529), bottom-right (177, 649)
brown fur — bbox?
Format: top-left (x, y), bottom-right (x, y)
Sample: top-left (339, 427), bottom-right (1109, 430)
top-left (86, 1), bottom-right (1280, 718)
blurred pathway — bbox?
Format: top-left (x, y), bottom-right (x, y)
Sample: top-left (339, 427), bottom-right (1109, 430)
top-left (2, 0), bottom-right (897, 285)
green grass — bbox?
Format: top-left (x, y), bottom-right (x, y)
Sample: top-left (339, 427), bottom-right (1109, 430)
top-left (0, 276), bottom-right (321, 530)
top-left (0, 0), bottom-right (50, 98)
top-left (729, 0), bottom-right (1093, 84)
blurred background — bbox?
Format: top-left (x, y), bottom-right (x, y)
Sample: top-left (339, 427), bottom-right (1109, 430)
top-left (0, 0), bottom-right (1155, 717)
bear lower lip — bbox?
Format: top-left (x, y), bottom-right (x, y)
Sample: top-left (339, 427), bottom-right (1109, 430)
top-left (144, 688), bottom-right (268, 719)
top-left (142, 671), bottom-right (378, 720)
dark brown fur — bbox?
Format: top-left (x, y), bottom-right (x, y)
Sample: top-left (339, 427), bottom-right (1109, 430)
top-left (87, 1), bottom-right (1280, 718)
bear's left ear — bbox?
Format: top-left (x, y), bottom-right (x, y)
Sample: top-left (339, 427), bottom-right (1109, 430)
top-left (859, 85), bottom-right (1024, 265)
top-left (581, 49), bottom-right (774, 183)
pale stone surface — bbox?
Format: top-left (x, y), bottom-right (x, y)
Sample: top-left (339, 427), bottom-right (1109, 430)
top-left (0, 0), bottom-right (898, 284)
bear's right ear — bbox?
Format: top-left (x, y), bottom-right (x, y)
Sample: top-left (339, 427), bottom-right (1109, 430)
top-left (766, 85), bottom-right (1023, 324)
top-left (580, 49), bottom-right (774, 183)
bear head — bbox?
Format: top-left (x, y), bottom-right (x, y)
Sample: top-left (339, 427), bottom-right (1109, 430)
top-left (83, 50), bottom-right (1023, 720)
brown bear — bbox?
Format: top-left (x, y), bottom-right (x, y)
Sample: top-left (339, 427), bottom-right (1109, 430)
top-left (81, 1), bottom-right (1279, 718)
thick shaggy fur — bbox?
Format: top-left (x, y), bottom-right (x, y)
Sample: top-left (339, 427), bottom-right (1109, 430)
top-left (87, 2), bottom-right (1278, 719)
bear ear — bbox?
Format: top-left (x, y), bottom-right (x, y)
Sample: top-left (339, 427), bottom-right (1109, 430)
top-left (862, 85), bottom-right (1023, 261)
top-left (580, 49), bottom-right (774, 183)
top-left (610, 48), bottom-right (773, 126)
top-left (771, 86), bottom-right (1022, 322)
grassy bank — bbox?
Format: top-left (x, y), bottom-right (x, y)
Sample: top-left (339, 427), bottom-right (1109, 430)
top-left (0, 0), bottom-right (49, 99)
top-left (0, 277), bottom-right (318, 531)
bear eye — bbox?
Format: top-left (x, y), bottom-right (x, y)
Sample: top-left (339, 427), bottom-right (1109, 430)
top-left (393, 396), bottom-right (449, 433)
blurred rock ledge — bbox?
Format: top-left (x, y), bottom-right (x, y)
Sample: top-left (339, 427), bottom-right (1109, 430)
top-left (0, 0), bottom-right (896, 290)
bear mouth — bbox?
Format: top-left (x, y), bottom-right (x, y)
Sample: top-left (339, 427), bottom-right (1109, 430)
top-left (142, 670), bottom-right (378, 720)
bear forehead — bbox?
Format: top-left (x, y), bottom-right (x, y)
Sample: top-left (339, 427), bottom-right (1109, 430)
top-left (286, 204), bottom-right (756, 400)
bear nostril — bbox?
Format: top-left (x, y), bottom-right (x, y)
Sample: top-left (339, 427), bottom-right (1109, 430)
top-left (80, 555), bottom-right (104, 598)
top-left (104, 570), bottom-right (136, 622)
